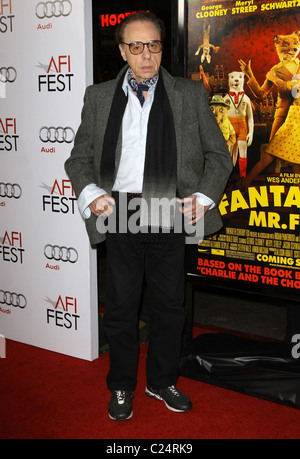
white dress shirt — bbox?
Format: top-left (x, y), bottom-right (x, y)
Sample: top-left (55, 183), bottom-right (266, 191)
top-left (77, 70), bottom-right (214, 219)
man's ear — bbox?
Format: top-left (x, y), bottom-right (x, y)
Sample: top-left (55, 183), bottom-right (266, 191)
top-left (119, 44), bottom-right (127, 61)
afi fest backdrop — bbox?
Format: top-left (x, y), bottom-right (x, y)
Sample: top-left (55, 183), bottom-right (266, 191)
top-left (0, 0), bottom-right (99, 360)
top-left (186, 0), bottom-right (300, 302)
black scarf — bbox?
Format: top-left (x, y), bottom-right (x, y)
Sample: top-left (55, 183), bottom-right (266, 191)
top-left (100, 68), bottom-right (177, 229)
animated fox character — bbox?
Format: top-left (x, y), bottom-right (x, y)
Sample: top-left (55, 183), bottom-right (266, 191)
top-left (209, 95), bottom-right (236, 156)
top-left (239, 30), bottom-right (300, 184)
top-left (265, 76), bottom-right (300, 172)
top-left (224, 71), bottom-right (254, 178)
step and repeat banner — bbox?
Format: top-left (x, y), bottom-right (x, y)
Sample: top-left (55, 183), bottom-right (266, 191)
top-left (186, 0), bottom-right (300, 302)
top-left (0, 0), bottom-right (99, 360)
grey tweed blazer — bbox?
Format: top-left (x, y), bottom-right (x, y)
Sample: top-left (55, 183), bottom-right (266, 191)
top-left (65, 66), bottom-right (233, 245)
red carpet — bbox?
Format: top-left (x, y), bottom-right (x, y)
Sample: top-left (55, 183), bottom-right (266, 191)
top-left (1, 328), bottom-right (300, 440)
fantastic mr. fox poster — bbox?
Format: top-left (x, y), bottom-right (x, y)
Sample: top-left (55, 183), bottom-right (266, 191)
top-left (186, 0), bottom-right (300, 301)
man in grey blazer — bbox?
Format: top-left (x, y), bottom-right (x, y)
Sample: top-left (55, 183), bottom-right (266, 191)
top-left (65, 12), bottom-right (232, 421)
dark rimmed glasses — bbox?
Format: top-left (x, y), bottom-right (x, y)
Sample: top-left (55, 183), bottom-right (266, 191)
top-left (121, 40), bottom-right (163, 55)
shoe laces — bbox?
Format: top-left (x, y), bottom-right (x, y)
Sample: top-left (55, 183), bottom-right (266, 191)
top-left (168, 385), bottom-right (180, 397)
top-left (115, 390), bottom-right (126, 405)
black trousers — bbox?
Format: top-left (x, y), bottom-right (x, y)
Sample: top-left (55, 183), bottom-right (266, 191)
top-left (103, 211), bottom-right (186, 392)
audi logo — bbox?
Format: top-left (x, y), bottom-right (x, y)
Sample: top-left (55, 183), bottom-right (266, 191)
top-left (36, 0), bottom-right (72, 19)
top-left (0, 183), bottom-right (22, 199)
top-left (0, 67), bottom-right (17, 83)
top-left (44, 245), bottom-right (79, 263)
top-left (0, 290), bottom-right (27, 309)
top-left (39, 127), bottom-right (75, 144)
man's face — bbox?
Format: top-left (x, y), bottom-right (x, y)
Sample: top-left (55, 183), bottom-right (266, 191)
top-left (119, 20), bottom-right (162, 83)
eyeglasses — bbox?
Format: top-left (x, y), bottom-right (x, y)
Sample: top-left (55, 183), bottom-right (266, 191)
top-left (121, 40), bottom-right (163, 55)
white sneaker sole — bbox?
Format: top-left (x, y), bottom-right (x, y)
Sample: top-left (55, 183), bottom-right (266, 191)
top-left (108, 410), bottom-right (133, 421)
top-left (145, 387), bottom-right (187, 412)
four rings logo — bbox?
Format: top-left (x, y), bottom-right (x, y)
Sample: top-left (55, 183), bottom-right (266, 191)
top-left (36, 0), bottom-right (72, 19)
top-left (39, 127), bottom-right (75, 144)
top-left (0, 183), bottom-right (22, 199)
top-left (44, 244), bottom-right (78, 263)
top-left (0, 290), bottom-right (27, 309)
top-left (0, 67), bottom-right (17, 83)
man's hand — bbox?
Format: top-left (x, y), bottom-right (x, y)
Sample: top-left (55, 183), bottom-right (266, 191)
top-left (89, 194), bottom-right (115, 217)
top-left (177, 195), bottom-right (210, 225)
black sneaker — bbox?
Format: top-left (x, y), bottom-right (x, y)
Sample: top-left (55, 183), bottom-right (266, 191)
top-left (108, 390), bottom-right (133, 421)
top-left (145, 385), bottom-right (192, 412)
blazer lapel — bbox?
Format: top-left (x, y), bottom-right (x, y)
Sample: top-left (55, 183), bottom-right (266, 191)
top-left (100, 67), bottom-right (127, 186)
top-left (161, 68), bottom-right (183, 176)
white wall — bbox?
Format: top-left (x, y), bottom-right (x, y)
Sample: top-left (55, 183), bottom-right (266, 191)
top-left (0, 0), bottom-right (98, 361)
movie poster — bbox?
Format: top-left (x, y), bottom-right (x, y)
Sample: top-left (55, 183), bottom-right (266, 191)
top-left (186, 0), bottom-right (300, 301)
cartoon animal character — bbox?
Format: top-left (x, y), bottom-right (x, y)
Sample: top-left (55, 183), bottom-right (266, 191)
top-left (239, 30), bottom-right (300, 185)
top-left (265, 77), bottom-right (300, 173)
top-left (209, 95), bottom-right (236, 156)
top-left (224, 71), bottom-right (254, 179)
top-left (195, 24), bottom-right (220, 64)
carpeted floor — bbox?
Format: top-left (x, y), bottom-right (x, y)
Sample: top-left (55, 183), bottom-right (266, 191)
top-left (2, 327), bottom-right (300, 440)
